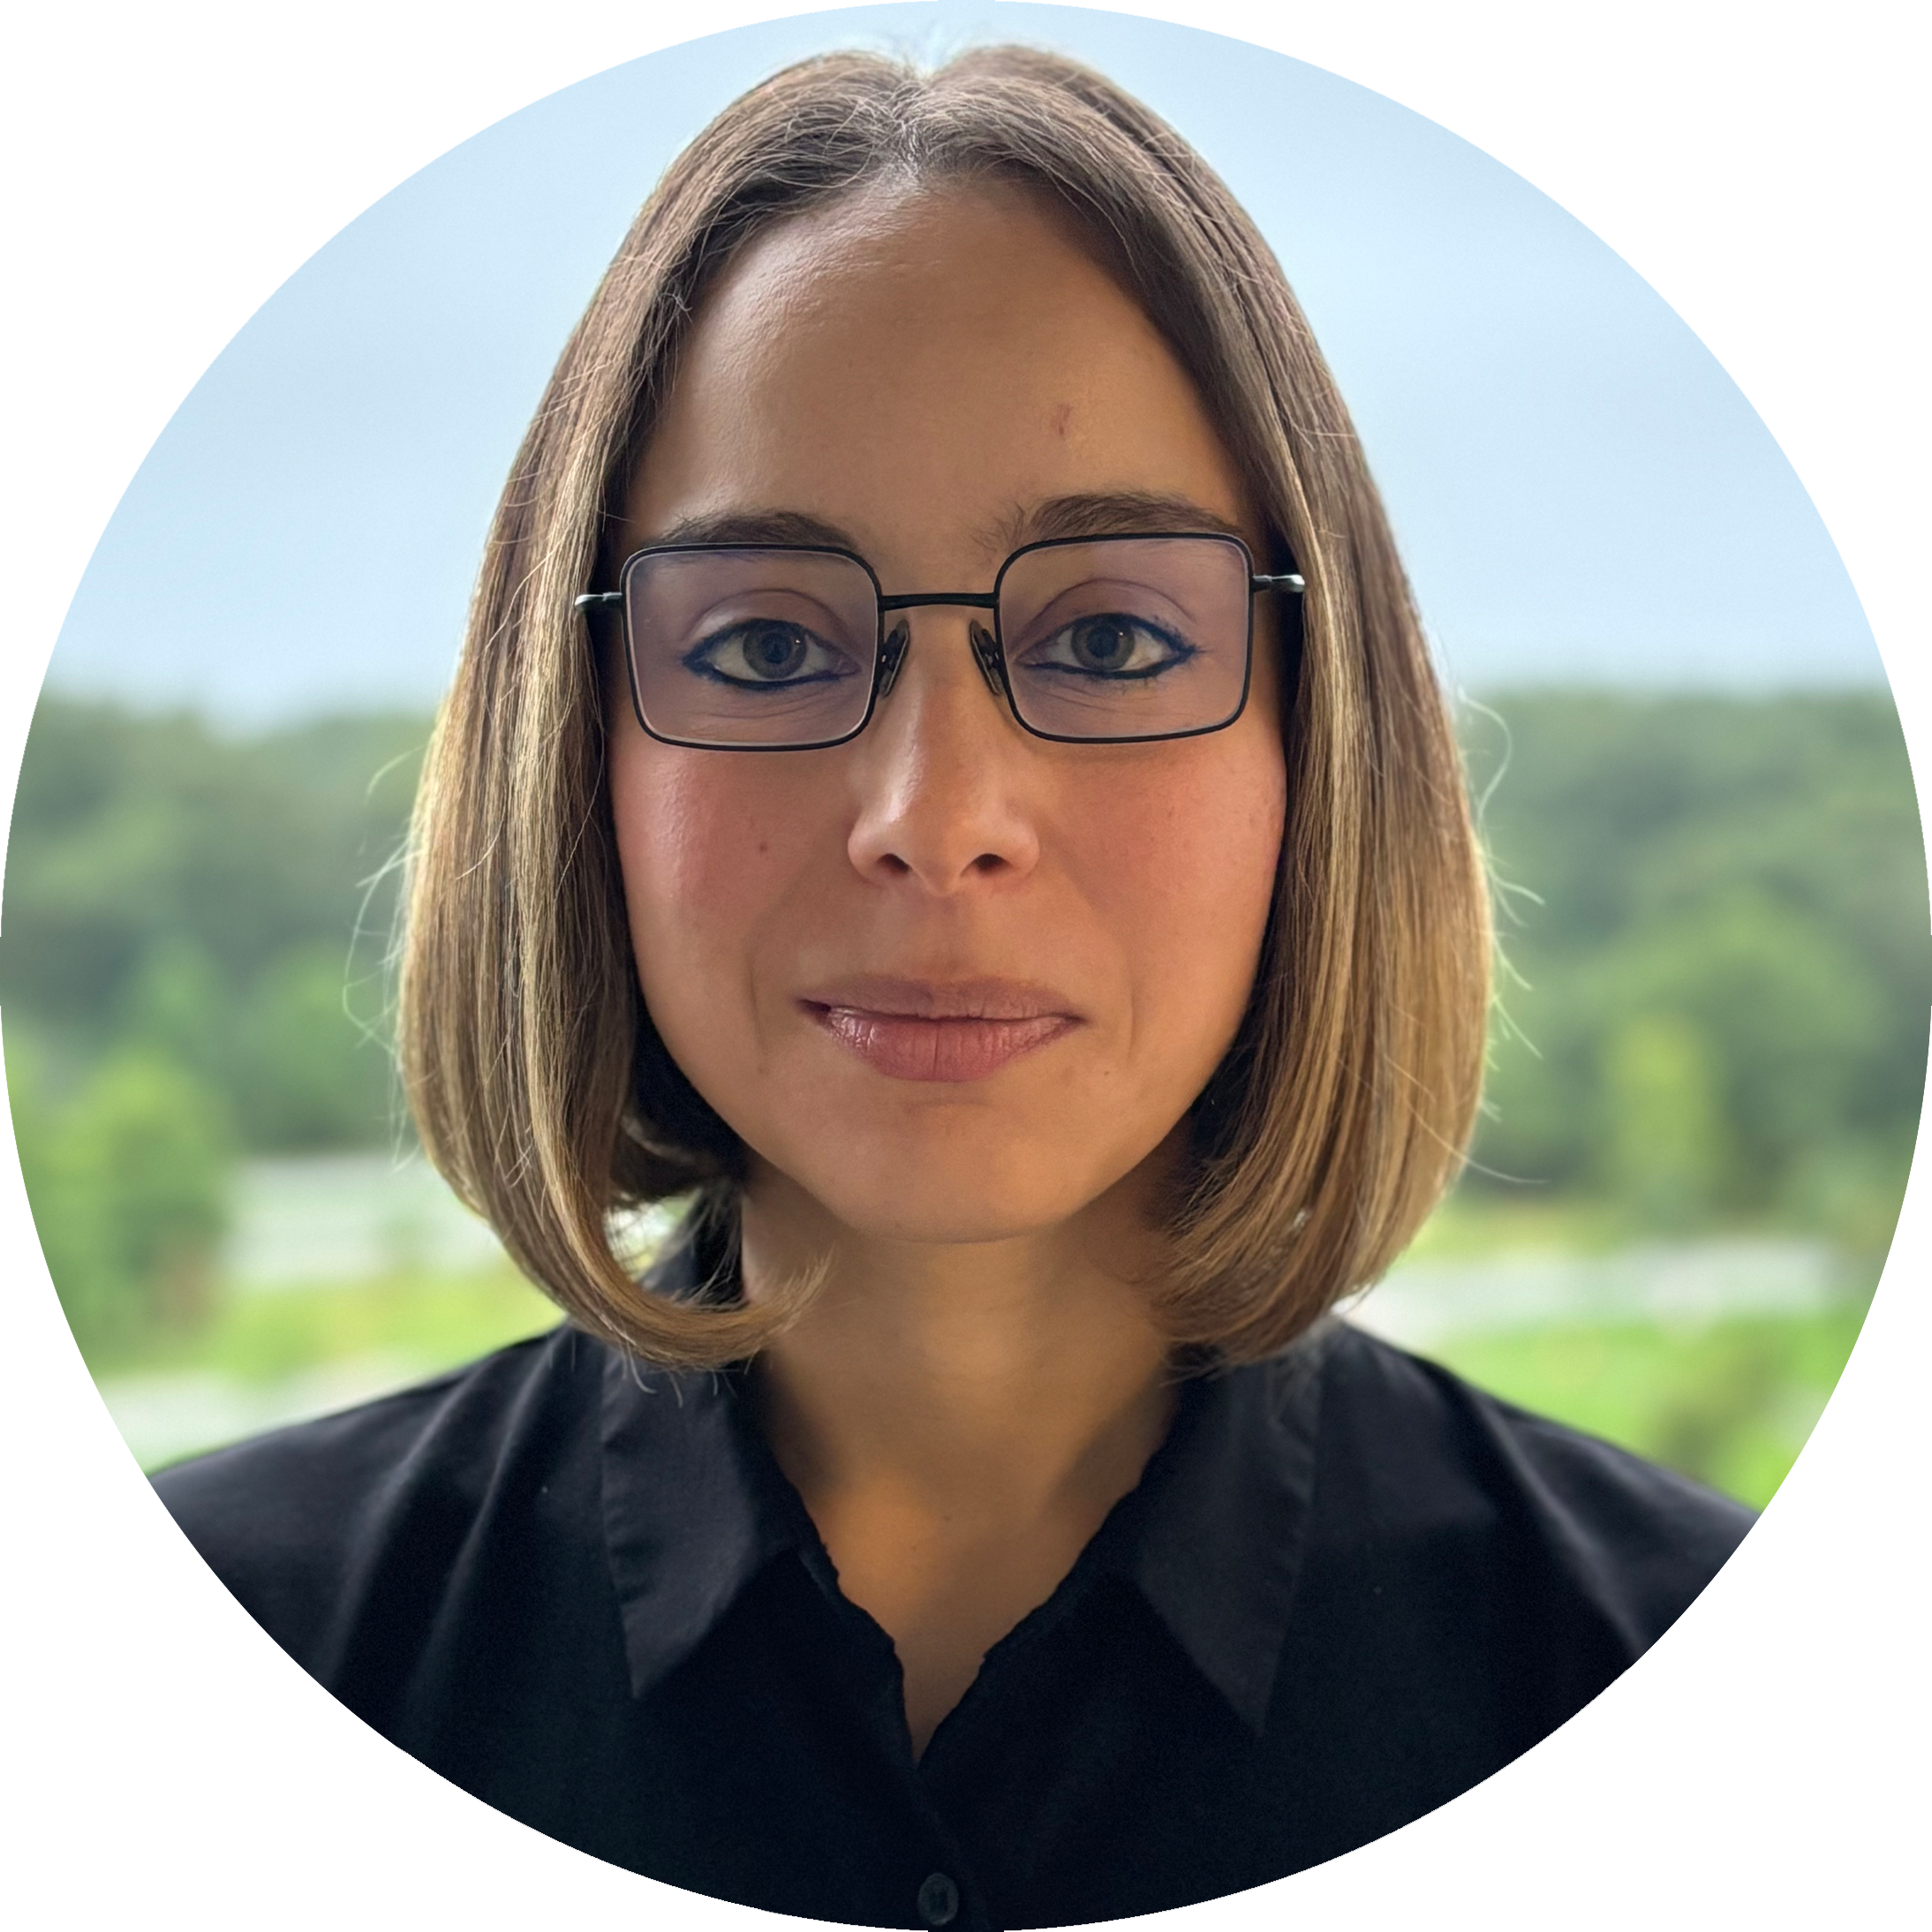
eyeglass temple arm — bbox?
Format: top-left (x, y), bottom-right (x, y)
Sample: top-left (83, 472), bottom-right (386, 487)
top-left (1252, 572), bottom-right (1305, 593)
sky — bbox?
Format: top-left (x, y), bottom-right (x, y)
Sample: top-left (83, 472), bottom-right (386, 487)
top-left (45, 0), bottom-right (1887, 726)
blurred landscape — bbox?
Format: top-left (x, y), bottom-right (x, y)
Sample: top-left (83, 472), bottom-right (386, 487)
top-left (4, 689), bottom-right (1925, 1506)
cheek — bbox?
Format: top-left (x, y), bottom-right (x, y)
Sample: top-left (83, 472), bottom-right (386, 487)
top-left (1079, 737), bottom-right (1287, 1000)
top-left (608, 738), bottom-right (822, 1001)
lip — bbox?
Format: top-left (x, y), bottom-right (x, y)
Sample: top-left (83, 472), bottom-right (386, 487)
top-left (797, 975), bottom-right (1083, 1083)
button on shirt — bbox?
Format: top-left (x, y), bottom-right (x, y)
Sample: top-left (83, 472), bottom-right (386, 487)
top-left (155, 1252), bottom-right (1753, 1930)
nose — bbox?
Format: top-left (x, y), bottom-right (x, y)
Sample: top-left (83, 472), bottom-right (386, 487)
top-left (844, 611), bottom-right (1042, 894)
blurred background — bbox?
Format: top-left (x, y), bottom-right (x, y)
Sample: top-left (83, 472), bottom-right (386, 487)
top-left (7, 4), bottom-right (1925, 1506)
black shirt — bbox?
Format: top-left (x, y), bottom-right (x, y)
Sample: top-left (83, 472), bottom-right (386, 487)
top-left (155, 1279), bottom-right (1752, 1930)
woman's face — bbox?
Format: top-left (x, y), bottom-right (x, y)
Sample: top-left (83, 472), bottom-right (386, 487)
top-left (611, 184), bottom-right (1287, 1247)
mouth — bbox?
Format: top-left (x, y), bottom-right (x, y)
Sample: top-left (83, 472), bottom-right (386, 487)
top-left (797, 975), bottom-right (1083, 1083)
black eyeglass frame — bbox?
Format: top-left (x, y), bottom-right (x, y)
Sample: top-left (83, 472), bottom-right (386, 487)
top-left (575, 530), bottom-right (1307, 752)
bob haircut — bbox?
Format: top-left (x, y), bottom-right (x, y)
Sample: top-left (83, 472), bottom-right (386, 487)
top-left (398, 44), bottom-right (1492, 1370)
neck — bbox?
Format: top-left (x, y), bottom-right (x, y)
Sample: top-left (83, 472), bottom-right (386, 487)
top-left (736, 1161), bottom-right (1182, 1755)
top-left (741, 1165), bottom-right (1178, 1519)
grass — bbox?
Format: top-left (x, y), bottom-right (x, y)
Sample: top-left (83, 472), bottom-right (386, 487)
top-left (97, 1261), bottom-right (563, 1386)
top-left (1405, 1189), bottom-right (1633, 1259)
top-left (189, 1267), bottom-right (563, 1391)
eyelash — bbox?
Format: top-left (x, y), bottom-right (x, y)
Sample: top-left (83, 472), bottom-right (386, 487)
top-left (684, 623), bottom-right (858, 687)
top-left (1015, 615), bottom-right (1197, 680)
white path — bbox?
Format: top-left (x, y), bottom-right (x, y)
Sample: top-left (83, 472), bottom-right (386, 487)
top-left (220, 1153), bottom-right (683, 1289)
top-left (221, 1151), bottom-right (507, 1285)
top-left (1347, 1236), bottom-right (1856, 1349)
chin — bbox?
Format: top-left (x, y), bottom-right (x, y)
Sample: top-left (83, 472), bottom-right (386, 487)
top-left (758, 1123), bottom-right (1139, 1249)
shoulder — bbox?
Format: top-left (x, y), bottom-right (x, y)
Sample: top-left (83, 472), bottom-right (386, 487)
top-left (1313, 1321), bottom-right (1838, 1591)
top-left (1299, 1322), bottom-right (1755, 1653)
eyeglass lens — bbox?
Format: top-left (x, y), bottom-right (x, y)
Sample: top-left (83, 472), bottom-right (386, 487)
top-left (622, 536), bottom-right (1252, 748)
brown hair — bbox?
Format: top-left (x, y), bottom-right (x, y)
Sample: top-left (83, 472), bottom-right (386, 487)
top-left (397, 44), bottom-right (1491, 1369)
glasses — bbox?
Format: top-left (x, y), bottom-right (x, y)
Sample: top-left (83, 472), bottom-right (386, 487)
top-left (576, 532), bottom-right (1304, 751)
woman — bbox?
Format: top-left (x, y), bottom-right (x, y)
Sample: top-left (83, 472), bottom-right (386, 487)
top-left (156, 46), bottom-right (1751, 1928)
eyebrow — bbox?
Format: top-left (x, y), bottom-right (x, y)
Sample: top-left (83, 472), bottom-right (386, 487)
top-left (649, 509), bottom-right (862, 550)
top-left (983, 492), bottom-right (1249, 551)
top-left (641, 492), bottom-right (1249, 568)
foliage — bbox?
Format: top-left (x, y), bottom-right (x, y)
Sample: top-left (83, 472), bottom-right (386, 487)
top-left (9, 1033), bottom-right (231, 1362)
top-left (1462, 691), bottom-right (1928, 1248)
top-left (3, 700), bottom-right (424, 1151)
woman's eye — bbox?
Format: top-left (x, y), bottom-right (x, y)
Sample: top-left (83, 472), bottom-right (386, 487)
top-left (1025, 614), bottom-right (1194, 679)
top-left (684, 620), bottom-right (856, 686)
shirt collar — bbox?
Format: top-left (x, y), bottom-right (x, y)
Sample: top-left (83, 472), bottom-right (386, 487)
top-left (598, 1234), bottom-right (814, 1698)
top-left (599, 1232), bottom-right (1328, 1734)
top-left (599, 1348), bottom-right (804, 1699)
top-left (1104, 1329), bottom-right (1330, 1732)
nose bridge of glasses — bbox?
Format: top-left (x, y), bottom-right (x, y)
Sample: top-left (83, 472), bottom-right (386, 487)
top-left (875, 594), bottom-right (1010, 706)
top-left (875, 589), bottom-right (1000, 615)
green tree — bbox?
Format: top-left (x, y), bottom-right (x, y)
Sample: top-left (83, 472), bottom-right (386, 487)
top-left (1598, 1013), bottom-right (1727, 1231)
top-left (87, 1049), bottom-right (229, 1345)
top-left (116, 935), bottom-right (233, 1091)
top-left (14, 1042), bottom-right (231, 1363)
top-left (1464, 691), bottom-right (1928, 1235)
top-left (234, 942), bottom-right (396, 1149)
top-left (1590, 889), bottom-right (1884, 1207)
top-left (0, 1035), bottom-right (95, 1368)
top-left (2, 698), bottom-right (424, 1155)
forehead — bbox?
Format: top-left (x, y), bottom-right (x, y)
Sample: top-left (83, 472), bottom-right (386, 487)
top-left (622, 181), bottom-right (1260, 577)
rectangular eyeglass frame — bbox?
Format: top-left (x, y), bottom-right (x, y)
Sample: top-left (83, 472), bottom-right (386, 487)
top-left (575, 530), bottom-right (1306, 752)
